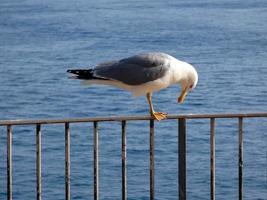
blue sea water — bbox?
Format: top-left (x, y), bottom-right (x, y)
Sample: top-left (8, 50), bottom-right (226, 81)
top-left (0, 0), bottom-right (267, 199)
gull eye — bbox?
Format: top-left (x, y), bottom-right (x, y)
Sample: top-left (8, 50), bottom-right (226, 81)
top-left (189, 84), bottom-right (193, 89)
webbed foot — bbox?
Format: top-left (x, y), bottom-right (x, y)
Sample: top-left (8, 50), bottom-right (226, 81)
top-left (151, 112), bottom-right (167, 121)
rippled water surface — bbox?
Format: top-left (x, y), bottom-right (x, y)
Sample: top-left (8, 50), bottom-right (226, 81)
top-left (0, 0), bottom-right (266, 199)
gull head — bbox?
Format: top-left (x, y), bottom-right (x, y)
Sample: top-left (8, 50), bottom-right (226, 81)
top-left (177, 63), bottom-right (198, 104)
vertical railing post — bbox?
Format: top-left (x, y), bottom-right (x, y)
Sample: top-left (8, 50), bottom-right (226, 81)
top-left (150, 119), bottom-right (155, 200)
top-left (93, 122), bottom-right (99, 200)
top-left (178, 118), bottom-right (186, 200)
top-left (238, 117), bottom-right (243, 200)
top-left (210, 118), bottom-right (215, 200)
top-left (36, 124), bottom-right (42, 200)
top-left (65, 123), bottom-right (70, 200)
top-left (121, 120), bottom-right (127, 200)
top-left (7, 125), bottom-right (12, 200)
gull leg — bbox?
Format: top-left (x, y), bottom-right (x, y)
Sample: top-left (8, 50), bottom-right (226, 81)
top-left (146, 93), bottom-right (167, 121)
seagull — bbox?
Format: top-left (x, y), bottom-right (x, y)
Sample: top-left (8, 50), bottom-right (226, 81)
top-left (67, 52), bottom-right (198, 121)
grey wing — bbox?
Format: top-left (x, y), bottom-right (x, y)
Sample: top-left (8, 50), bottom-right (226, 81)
top-left (119, 52), bottom-right (171, 67)
top-left (94, 53), bottom-right (170, 85)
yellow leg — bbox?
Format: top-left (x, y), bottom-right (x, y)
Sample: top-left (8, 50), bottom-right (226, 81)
top-left (146, 93), bottom-right (167, 121)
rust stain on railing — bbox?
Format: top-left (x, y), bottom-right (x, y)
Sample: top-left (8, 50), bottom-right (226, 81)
top-left (0, 112), bottom-right (266, 200)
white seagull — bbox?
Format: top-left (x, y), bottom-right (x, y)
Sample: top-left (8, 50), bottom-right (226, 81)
top-left (67, 52), bottom-right (198, 121)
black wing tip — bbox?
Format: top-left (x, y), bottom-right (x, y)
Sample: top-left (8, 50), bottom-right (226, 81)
top-left (66, 69), bottom-right (108, 80)
top-left (66, 69), bottom-right (95, 79)
top-left (67, 69), bottom-right (85, 74)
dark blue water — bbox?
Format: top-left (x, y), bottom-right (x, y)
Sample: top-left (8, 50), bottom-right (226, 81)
top-left (0, 0), bottom-right (266, 199)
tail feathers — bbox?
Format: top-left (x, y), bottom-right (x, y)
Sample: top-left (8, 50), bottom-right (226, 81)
top-left (67, 69), bottom-right (107, 80)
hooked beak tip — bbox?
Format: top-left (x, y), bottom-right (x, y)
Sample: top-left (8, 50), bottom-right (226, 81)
top-left (177, 98), bottom-right (184, 104)
top-left (177, 89), bottom-right (187, 104)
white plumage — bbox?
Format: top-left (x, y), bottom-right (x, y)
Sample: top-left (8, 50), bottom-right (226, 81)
top-left (67, 52), bottom-right (198, 120)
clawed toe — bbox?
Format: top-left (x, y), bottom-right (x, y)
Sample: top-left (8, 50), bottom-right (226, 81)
top-left (152, 112), bottom-right (168, 121)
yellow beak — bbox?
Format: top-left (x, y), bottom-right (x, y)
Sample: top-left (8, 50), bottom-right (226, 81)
top-left (178, 88), bottom-right (187, 104)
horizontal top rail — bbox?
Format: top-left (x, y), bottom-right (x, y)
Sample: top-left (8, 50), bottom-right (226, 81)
top-left (0, 112), bottom-right (267, 126)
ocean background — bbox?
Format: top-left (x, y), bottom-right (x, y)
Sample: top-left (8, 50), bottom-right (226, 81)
top-left (0, 0), bottom-right (266, 199)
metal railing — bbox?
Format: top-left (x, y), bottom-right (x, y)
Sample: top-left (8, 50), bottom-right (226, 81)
top-left (0, 112), bottom-right (267, 200)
